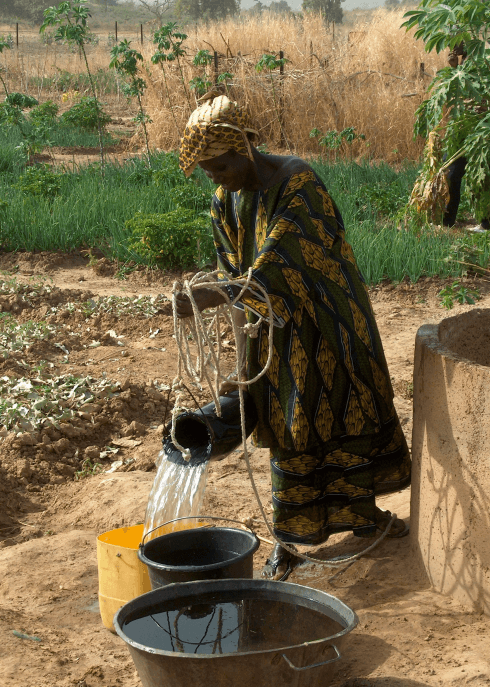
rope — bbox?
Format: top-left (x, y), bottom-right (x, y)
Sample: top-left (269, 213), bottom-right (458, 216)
top-left (172, 271), bottom-right (396, 571)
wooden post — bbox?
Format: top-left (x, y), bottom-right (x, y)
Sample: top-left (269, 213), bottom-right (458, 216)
top-left (310, 40), bottom-right (313, 68)
top-left (214, 50), bottom-right (219, 86)
top-left (115, 21), bottom-right (118, 42)
top-left (140, 24), bottom-right (143, 45)
top-left (16, 23), bottom-right (19, 47)
top-left (279, 50), bottom-right (285, 147)
top-left (419, 62), bottom-right (425, 78)
top-left (332, 21), bottom-right (335, 41)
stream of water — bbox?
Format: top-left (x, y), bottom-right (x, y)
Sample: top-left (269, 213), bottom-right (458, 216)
top-left (143, 449), bottom-right (209, 541)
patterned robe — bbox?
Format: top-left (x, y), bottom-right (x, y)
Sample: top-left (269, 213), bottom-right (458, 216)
top-left (211, 169), bottom-right (411, 545)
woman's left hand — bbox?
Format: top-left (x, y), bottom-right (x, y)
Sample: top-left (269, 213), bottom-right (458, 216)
top-left (175, 288), bottom-right (226, 318)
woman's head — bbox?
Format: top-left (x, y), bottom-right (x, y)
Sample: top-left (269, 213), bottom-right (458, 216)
top-left (179, 94), bottom-right (258, 181)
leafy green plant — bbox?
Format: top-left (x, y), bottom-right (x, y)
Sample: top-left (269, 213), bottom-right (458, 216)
top-left (152, 23), bottom-right (190, 132)
top-left (29, 100), bottom-right (59, 126)
top-left (60, 96), bottom-right (111, 131)
top-left (0, 36), bottom-right (11, 97)
top-left (402, 0), bottom-right (490, 223)
top-left (190, 49), bottom-right (213, 98)
top-left (255, 53), bottom-right (292, 153)
top-left (15, 165), bottom-right (63, 199)
top-left (126, 209), bottom-right (214, 268)
top-left (75, 458), bottom-right (103, 480)
top-left (110, 39), bottom-right (152, 163)
top-left (41, 0), bottom-right (107, 168)
top-left (444, 232), bottom-right (490, 275)
top-left (310, 126), bottom-right (366, 160)
top-left (353, 182), bottom-right (409, 222)
top-left (153, 23), bottom-right (191, 112)
top-left (169, 183), bottom-right (213, 212)
top-left (0, 92), bottom-right (52, 164)
top-left (438, 280), bottom-right (481, 309)
top-left (151, 151), bottom-right (184, 187)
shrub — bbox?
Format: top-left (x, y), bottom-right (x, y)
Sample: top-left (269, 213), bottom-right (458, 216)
top-left (169, 183), bottom-right (213, 212)
top-left (126, 209), bottom-right (215, 268)
top-left (152, 152), bottom-right (184, 187)
top-left (15, 165), bottom-right (63, 198)
top-left (353, 182), bottom-right (409, 222)
top-left (60, 96), bottom-right (111, 131)
top-left (29, 100), bottom-right (59, 126)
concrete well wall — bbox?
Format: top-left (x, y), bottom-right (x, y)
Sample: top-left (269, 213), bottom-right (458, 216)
top-left (411, 310), bottom-right (490, 615)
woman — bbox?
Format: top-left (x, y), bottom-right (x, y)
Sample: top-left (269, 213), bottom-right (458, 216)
top-left (176, 94), bottom-right (411, 580)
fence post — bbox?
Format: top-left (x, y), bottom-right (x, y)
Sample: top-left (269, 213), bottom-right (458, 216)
top-left (419, 62), bottom-right (425, 79)
top-left (140, 24), bottom-right (143, 45)
top-left (279, 49), bottom-right (285, 148)
top-left (332, 21), bottom-right (335, 41)
top-left (16, 23), bottom-right (19, 47)
top-left (115, 21), bottom-right (118, 42)
top-left (214, 50), bottom-right (219, 86)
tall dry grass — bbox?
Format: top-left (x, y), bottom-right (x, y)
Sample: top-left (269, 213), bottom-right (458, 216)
top-left (0, 10), bottom-right (447, 160)
top-left (143, 9), bottom-right (446, 161)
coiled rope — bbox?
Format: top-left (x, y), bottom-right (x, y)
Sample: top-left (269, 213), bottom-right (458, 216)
top-left (172, 270), bottom-right (395, 571)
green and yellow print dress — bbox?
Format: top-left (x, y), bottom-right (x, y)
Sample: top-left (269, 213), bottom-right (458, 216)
top-left (211, 169), bottom-right (410, 545)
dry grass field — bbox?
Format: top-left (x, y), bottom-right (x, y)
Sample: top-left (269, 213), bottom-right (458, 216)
top-left (0, 9), bottom-right (447, 159)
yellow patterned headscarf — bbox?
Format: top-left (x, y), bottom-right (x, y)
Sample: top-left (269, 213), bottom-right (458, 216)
top-left (179, 94), bottom-right (258, 178)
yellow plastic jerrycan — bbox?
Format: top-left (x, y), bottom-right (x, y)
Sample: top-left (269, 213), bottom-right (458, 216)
top-left (97, 524), bottom-right (151, 633)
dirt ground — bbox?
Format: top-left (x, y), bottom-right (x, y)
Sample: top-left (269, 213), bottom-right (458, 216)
top-left (1, 251), bottom-right (490, 687)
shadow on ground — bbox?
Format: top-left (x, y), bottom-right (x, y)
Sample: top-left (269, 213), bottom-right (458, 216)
top-left (340, 679), bottom-right (430, 687)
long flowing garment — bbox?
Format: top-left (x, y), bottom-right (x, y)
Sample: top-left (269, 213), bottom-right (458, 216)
top-left (211, 169), bottom-right (411, 545)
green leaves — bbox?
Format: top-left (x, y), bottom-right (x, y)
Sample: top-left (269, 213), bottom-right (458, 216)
top-left (255, 53), bottom-right (289, 73)
top-left (109, 40), bottom-right (143, 77)
top-left (41, 0), bottom-right (92, 46)
top-left (438, 280), bottom-right (481, 309)
top-left (152, 23), bottom-right (187, 62)
top-left (61, 96), bottom-right (111, 131)
top-left (0, 36), bottom-right (12, 54)
top-left (404, 0), bottom-right (490, 223)
top-left (193, 49), bottom-right (213, 67)
top-left (126, 209), bottom-right (214, 269)
top-left (402, 0), bottom-right (490, 57)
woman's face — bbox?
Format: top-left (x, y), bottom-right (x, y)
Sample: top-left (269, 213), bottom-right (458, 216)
top-left (198, 150), bottom-right (257, 192)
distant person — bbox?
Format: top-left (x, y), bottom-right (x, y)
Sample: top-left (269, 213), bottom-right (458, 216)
top-left (176, 94), bottom-right (411, 581)
top-left (444, 44), bottom-right (489, 232)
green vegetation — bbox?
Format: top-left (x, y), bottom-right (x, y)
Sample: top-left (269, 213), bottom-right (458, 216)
top-left (403, 0), bottom-right (490, 223)
top-left (41, 0), bottom-right (110, 168)
top-left (109, 40), bottom-right (152, 161)
top-left (126, 208), bottom-right (215, 268)
top-left (438, 281), bottom-right (481, 309)
top-left (2, 118), bottom-right (489, 283)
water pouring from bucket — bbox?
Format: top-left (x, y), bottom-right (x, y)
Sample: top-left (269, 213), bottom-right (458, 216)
top-left (143, 390), bottom-right (258, 541)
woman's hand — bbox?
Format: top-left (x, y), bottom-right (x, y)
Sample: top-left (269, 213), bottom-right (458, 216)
top-left (175, 287), bottom-right (226, 318)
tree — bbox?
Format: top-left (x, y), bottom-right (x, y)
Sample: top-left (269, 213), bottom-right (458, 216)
top-left (301, 0), bottom-right (343, 24)
top-left (402, 0), bottom-right (490, 222)
top-left (385, 0), bottom-right (401, 9)
top-left (176, 0), bottom-right (239, 21)
top-left (1, 0), bottom-right (53, 23)
top-left (41, 1), bottom-right (107, 169)
top-left (137, 0), bottom-right (175, 25)
top-left (269, 1), bottom-right (292, 14)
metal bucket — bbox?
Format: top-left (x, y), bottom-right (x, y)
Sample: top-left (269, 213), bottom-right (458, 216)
top-left (114, 578), bottom-right (358, 687)
top-left (163, 390), bottom-right (258, 466)
top-left (139, 517), bottom-right (260, 589)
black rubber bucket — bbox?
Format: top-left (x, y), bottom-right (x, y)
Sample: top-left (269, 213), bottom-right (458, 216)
top-left (163, 390), bottom-right (258, 466)
top-left (138, 524), bottom-right (260, 589)
top-left (114, 578), bottom-right (359, 687)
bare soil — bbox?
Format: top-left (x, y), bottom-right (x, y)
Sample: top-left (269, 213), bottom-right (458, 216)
top-left (1, 252), bottom-right (490, 687)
